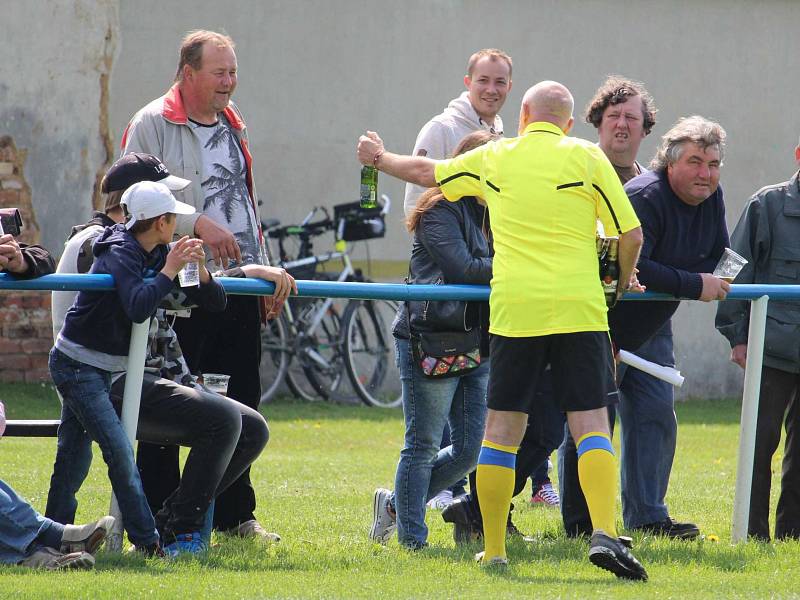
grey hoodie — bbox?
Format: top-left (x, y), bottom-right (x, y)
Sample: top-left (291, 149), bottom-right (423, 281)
top-left (403, 91), bottom-right (503, 217)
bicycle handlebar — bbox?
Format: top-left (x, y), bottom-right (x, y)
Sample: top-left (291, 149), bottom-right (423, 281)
top-left (266, 217), bottom-right (333, 240)
top-left (300, 205), bottom-right (332, 226)
top-left (263, 195), bottom-right (391, 242)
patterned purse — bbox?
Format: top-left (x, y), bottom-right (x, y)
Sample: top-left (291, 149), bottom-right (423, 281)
top-left (411, 329), bottom-right (481, 379)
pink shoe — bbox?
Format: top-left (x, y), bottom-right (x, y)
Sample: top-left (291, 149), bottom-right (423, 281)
top-left (530, 481), bottom-right (560, 507)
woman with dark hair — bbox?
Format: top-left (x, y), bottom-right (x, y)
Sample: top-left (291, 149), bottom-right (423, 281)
top-left (369, 130), bottom-right (497, 550)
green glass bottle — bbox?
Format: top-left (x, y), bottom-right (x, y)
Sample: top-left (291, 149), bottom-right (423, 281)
top-left (360, 165), bottom-right (378, 209)
top-left (600, 237), bottom-right (620, 308)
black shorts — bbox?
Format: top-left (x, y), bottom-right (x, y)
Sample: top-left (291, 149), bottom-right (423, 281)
top-left (487, 331), bottom-right (618, 413)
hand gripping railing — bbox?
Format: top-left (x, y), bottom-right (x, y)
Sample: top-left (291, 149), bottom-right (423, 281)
top-left (1, 272), bottom-right (790, 545)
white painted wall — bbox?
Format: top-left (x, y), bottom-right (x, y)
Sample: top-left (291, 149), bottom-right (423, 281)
top-left (7, 0), bottom-right (800, 398)
top-left (1, 0), bottom-right (118, 251)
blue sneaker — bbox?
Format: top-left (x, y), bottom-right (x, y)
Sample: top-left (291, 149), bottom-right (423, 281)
top-left (164, 532), bottom-right (206, 557)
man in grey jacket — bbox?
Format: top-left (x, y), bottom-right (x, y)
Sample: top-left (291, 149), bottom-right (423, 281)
top-left (716, 141), bottom-right (800, 541)
top-left (403, 49), bottom-right (512, 217)
top-left (120, 29), bottom-right (281, 542)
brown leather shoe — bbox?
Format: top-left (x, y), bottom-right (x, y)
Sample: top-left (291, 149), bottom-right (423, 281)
top-left (227, 519), bottom-right (281, 543)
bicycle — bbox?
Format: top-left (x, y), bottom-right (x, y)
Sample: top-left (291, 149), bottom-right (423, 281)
top-left (259, 195), bottom-right (402, 408)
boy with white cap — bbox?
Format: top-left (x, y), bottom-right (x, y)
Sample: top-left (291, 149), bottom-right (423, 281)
top-left (51, 153), bottom-right (193, 339)
top-left (47, 180), bottom-right (221, 555)
top-left (48, 162), bottom-right (278, 556)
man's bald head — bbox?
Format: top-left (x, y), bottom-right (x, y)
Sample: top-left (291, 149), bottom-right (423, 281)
top-left (518, 81), bottom-right (575, 134)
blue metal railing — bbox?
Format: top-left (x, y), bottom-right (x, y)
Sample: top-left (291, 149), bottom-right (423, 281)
top-left (0, 272), bottom-right (793, 301)
top-left (0, 272), bottom-right (784, 543)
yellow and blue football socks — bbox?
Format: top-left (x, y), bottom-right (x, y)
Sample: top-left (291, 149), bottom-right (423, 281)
top-left (476, 440), bottom-right (518, 561)
top-left (576, 431), bottom-right (617, 537)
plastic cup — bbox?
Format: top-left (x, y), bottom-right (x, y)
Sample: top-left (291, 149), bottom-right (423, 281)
top-left (168, 242), bottom-right (200, 287)
top-left (177, 261), bottom-right (200, 287)
top-left (203, 373), bottom-right (230, 395)
top-left (712, 247), bottom-right (748, 283)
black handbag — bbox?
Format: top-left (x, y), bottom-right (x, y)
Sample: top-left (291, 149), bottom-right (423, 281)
top-left (411, 328), bottom-right (481, 379)
top-left (405, 266), bottom-right (482, 379)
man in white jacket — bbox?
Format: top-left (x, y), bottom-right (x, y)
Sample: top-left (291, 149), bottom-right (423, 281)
top-left (403, 49), bottom-right (512, 217)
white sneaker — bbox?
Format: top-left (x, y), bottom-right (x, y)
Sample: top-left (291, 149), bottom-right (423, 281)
top-left (426, 489), bottom-right (454, 510)
top-left (369, 488), bottom-right (396, 544)
top-left (19, 547), bottom-right (95, 570)
top-left (61, 515), bottom-right (115, 555)
top-left (475, 550), bottom-right (508, 568)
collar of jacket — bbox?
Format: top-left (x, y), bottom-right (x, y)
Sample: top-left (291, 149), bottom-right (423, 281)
top-left (523, 121), bottom-right (564, 136)
top-left (161, 83), bottom-right (245, 131)
top-left (791, 170), bottom-right (800, 199)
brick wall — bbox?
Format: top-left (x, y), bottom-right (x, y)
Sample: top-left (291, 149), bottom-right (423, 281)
top-left (0, 293), bottom-right (52, 382)
top-left (0, 136), bottom-right (52, 383)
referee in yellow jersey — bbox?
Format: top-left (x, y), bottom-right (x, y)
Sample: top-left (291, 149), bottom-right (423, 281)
top-left (357, 81), bottom-right (648, 581)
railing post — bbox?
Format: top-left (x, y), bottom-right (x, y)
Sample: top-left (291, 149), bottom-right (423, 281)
top-left (106, 318), bottom-right (151, 552)
top-left (732, 295), bottom-right (769, 543)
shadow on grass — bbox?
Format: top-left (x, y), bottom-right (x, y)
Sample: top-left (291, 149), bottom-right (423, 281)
top-left (673, 397), bottom-right (742, 426)
top-left (0, 383), bottom-right (61, 420)
top-left (260, 397), bottom-right (402, 423)
top-left (99, 533), bottom-right (780, 578)
top-left (417, 533), bottom-right (776, 576)
top-left (1, 382), bottom-right (746, 427)
top-left (0, 382), bottom-right (402, 423)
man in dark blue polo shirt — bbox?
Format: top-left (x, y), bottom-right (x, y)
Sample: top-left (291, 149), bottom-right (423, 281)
top-left (609, 115), bottom-right (731, 538)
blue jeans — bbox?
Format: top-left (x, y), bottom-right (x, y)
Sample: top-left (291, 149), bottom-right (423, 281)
top-left (0, 480), bottom-right (64, 564)
top-left (440, 423), bottom-right (467, 497)
top-left (393, 336), bottom-right (488, 548)
top-left (617, 323), bottom-right (677, 529)
top-left (46, 348), bottom-right (159, 547)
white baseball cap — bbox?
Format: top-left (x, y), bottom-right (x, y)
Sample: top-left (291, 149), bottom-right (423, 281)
top-left (120, 180), bottom-right (195, 230)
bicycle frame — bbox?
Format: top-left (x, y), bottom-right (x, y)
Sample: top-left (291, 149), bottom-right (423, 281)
top-left (260, 195), bottom-right (392, 400)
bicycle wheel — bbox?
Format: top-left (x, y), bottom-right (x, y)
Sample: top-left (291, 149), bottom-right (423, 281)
top-left (286, 298), bottom-right (347, 401)
top-left (343, 299), bottom-right (402, 408)
top-left (298, 299), bottom-right (348, 400)
top-left (284, 299), bottom-right (323, 402)
top-left (259, 314), bottom-right (291, 404)
top-left (285, 354), bottom-right (320, 402)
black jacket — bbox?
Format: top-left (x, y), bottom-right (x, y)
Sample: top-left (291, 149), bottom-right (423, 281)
top-left (17, 244), bottom-right (56, 279)
top-left (393, 196), bottom-right (492, 353)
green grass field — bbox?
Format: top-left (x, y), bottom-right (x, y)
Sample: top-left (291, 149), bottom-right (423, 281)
top-left (0, 383), bottom-right (796, 599)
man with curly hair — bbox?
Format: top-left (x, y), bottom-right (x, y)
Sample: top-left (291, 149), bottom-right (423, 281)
top-left (585, 76), bottom-right (657, 185)
top-left (559, 76), bottom-right (658, 537)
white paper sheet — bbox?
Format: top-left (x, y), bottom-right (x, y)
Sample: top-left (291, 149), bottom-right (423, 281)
top-left (618, 349), bottom-right (684, 387)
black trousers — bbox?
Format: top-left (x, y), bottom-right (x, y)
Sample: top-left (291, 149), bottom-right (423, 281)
top-left (138, 295), bottom-right (263, 531)
top-left (113, 374), bottom-right (268, 537)
top-left (749, 365), bottom-right (800, 540)
top-left (469, 370), bottom-right (566, 514)
top-left (558, 405), bottom-right (616, 536)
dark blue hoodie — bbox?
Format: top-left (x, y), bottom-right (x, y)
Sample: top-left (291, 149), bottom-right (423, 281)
top-left (60, 224), bottom-right (226, 356)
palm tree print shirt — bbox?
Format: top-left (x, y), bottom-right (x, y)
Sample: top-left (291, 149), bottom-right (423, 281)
top-left (190, 118), bottom-right (262, 268)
